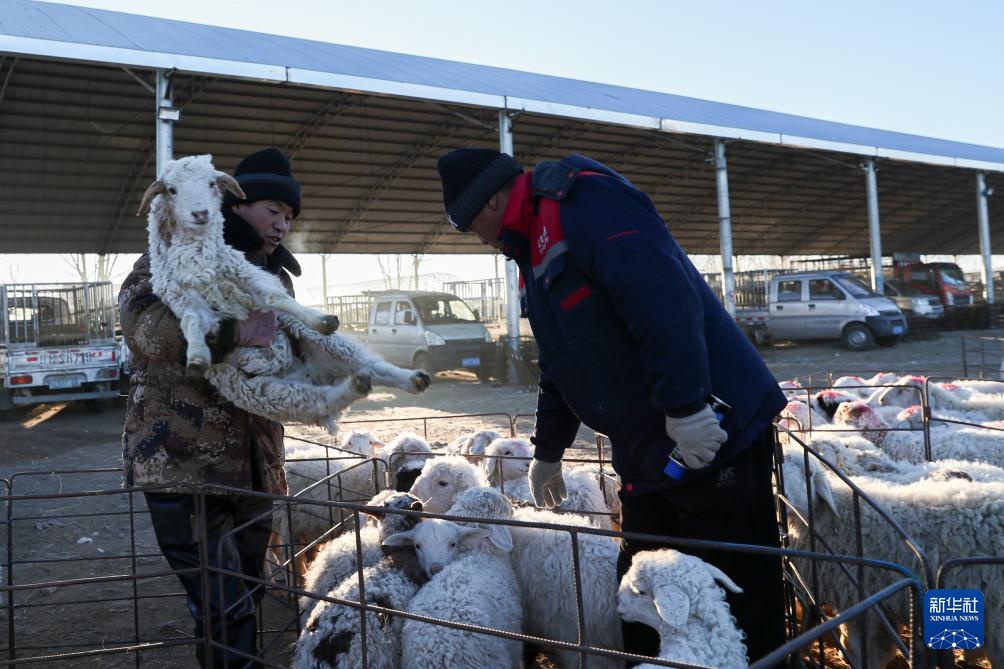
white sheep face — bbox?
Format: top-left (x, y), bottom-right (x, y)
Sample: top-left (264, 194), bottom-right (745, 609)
top-left (341, 430), bottom-right (385, 457)
top-left (385, 432), bottom-right (434, 471)
top-left (462, 430), bottom-right (502, 460)
top-left (482, 438), bottom-right (532, 484)
top-left (832, 401), bottom-right (888, 444)
top-left (153, 155), bottom-right (231, 233)
top-left (616, 568), bottom-right (665, 631)
top-left (874, 376), bottom-right (927, 409)
top-left (409, 457), bottom-right (482, 513)
top-left (617, 550), bottom-right (743, 632)
top-left (383, 518), bottom-right (485, 577)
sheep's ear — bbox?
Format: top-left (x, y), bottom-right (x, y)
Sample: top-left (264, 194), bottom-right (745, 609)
top-left (382, 528), bottom-right (416, 547)
top-left (484, 461), bottom-right (500, 487)
top-left (705, 564), bottom-right (743, 594)
top-left (485, 524), bottom-right (513, 552)
top-left (652, 584), bottom-right (690, 629)
top-left (137, 179), bottom-right (166, 216)
top-left (458, 524), bottom-right (509, 550)
top-left (812, 468), bottom-right (839, 517)
top-left (216, 171), bottom-right (245, 200)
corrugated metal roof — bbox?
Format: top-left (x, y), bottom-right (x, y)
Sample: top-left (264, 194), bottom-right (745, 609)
top-left (4, 0), bottom-right (1004, 170)
top-left (1, 1), bottom-right (1002, 257)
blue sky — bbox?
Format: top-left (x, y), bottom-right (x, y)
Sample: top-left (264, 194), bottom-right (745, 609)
top-left (10, 0), bottom-right (1004, 288)
top-left (44, 0), bottom-right (1004, 148)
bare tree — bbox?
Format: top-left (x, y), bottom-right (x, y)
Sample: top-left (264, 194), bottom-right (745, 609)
top-left (375, 254), bottom-right (408, 290)
top-left (61, 253), bottom-right (121, 283)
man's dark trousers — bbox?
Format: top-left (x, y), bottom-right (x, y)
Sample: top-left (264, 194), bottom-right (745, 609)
top-left (145, 492), bottom-right (273, 669)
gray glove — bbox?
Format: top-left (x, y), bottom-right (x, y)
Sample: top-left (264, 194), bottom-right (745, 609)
top-left (528, 459), bottom-right (568, 508)
top-left (664, 404), bottom-right (728, 469)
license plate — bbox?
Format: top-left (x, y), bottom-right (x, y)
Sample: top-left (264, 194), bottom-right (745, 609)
top-left (42, 351), bottom-right (88, 366)
top-left (47, 374), bottom-right (83, 390)
top-left (461, 357), bottom-right (480, 368)
top-left (892, 325), bottom-right (904, 335)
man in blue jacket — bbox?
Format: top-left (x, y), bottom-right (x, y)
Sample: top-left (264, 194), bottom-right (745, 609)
top-left (436, 148), bottom-right (787, 664)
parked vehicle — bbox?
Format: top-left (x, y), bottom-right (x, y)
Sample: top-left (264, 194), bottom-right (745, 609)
top-left (1, 282), bottom-right (123, 414)
top-left (327, 290), bottom-right (495, 379)
top-left (893, 261), bottom-right (973, 308)
top-left (882, 278), bottom-right (945, 319)
top-left (724, 270), bottom-right (907, 351)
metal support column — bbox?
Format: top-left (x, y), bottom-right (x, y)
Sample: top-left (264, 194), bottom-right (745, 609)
top-left (976, 172), bottom-right (995, 304)
top-left (864, 158), bottom-right (884, 293)
top-left (155, 70), bottom-right (174, 177)
top-left (713, 139), bottom-right (736, 316)
top-left (500, 109), bottom-right (522, 381)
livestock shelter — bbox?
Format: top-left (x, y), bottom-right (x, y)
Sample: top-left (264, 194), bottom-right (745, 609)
top-left (3, 0), bottom-right (1004, 332)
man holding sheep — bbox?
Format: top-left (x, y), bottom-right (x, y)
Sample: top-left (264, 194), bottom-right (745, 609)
top-left (436, 148), bottom-right (787, 665)
top-left (120, 148), bottom-right (301, 669)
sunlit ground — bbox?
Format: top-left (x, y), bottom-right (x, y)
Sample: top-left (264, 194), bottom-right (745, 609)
top-left (20, 402), bottom-right (68, 429)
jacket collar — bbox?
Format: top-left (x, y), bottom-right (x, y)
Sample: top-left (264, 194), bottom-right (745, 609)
top-left (222, 207), bottom-right (301, 277)
top-left (499, 172), bottom-right (534, 266)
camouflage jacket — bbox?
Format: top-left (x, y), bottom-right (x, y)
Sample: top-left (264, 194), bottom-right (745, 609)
top-left (119, 236), bottom-right (299, 496)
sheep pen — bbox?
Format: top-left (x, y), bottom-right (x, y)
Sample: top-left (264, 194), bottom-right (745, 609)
top-left (3, 336), bottom-right (1004, 669)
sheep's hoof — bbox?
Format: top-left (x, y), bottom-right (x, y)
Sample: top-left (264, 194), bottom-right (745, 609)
top-left (352, 373), bottom-right (372, 395)
top-left (409, 371), bottom-right (432, 393)
top-left (186, 358), bottom-right (209, 375)
top-left (319, 315), bottom-right (340, 334)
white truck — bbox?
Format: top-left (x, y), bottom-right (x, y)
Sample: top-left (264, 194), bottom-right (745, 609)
top-left (1, 282), bottom-right (125, 415)
top-left (707, 270), bottom-right (907, 351)
top-left (327, 290), bottom-right (496, 380)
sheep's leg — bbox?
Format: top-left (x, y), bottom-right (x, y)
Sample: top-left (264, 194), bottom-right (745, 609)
top-left (177, 290), bottom-right (219, 374)
top-left (265, 292), bottom-right (340, 335)
top-left (233, 262), bottom-right (339, 335)
top-left (287, 318), bottom-right (430, 393)
top-left (205, 365), bottom-right (371, 425)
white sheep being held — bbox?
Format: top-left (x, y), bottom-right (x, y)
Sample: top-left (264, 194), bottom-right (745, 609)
top-left (140, 155), bottom-right (431, 431)
top-left (616, 549), bottom-right (747, 669)
top-left (139, 154), bottom-right (338, 372)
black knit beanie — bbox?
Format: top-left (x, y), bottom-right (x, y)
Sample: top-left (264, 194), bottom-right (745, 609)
top-left (223, 147), bottom-right (302, 218)
top-left (437, 148), bottom-right (523, 232)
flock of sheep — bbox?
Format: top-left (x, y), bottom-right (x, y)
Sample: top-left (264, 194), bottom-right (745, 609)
top-left (276, 429), bottom-right (746, 669)
top-left (276, 369), bottom-right (1004, 669)
top-left (778, 372), bottom-right (1004, 668)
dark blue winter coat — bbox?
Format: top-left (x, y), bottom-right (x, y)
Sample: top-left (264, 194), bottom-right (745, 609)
top-left (499, 154), bottom-right (785, 495)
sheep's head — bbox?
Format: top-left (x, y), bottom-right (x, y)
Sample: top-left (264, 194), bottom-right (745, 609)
top-left (812, 389), bottom-right (859, 419)
top-left (383, 518), bottom-right (505, 577)
top-left (873, 377), bottom-right (926, 409)
top-left (778, 400), bottom-right (810, 433)
top-left (363, 490), bottom-right (423, 538)
top-left (384, 432), bottom-right (433, 472)
top-left (340, 430), bottom-right (385, 458)
top-left (832, 401), bottom-right (888, 443)
top-left (482, 438), bottom-right (532, 485)
top-left (137, 154), bottom-right (244, 237)
top-left (457, 430), bottom-right (502, 462)
top-left (896, 405), bottom-right (925, 429)
top-left (408, 456), bottom-right (487, 513)
top-left (778, 448), bottom-right (839, 527)
top-left (616, 549), bottom-right (742, 632)
top-left (447, 486), bottom-right (515, 521)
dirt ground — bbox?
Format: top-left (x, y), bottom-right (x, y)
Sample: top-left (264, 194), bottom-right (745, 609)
top-left (0, 327), bottom-right (1000, 667)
